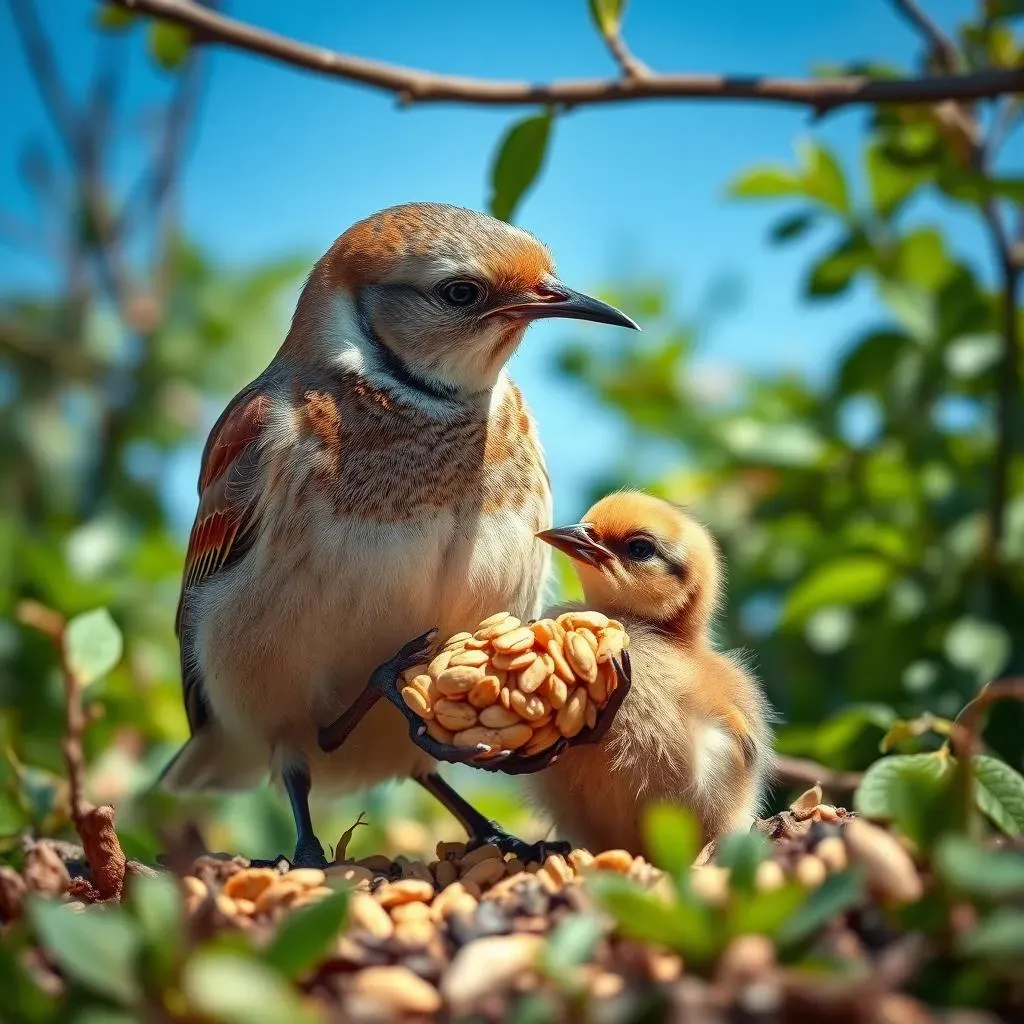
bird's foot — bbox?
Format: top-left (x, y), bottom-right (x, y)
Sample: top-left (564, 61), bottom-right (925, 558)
top-left (468, 822), bottom-right (571, 862)
top-left (247, 836), bottom-right (328, 872)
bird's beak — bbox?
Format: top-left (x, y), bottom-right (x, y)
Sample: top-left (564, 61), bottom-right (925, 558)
top-left (487, 282), bottom-right (639, 331)
top-left (536, 523), bottom-right (616, 568)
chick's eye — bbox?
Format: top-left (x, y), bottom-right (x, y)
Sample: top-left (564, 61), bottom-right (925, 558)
top-left (625, 537), bottom-right (657, 562)
top-left (439, 279), bottom-right (483, 307)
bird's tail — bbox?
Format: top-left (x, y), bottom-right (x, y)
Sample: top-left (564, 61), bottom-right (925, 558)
top-left (158, 727), bottom-right (268, 794)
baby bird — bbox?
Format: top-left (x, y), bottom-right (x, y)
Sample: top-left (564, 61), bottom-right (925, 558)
top-left (533, 491), bottom-right (772, 855)
top-left (161, 203), bottom-right (637, 865)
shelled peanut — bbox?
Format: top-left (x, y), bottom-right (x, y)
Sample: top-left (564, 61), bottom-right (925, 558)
top-left (399, 611), bottom-right (630, 758)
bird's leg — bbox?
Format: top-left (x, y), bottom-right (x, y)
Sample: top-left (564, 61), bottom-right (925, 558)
top-left (247, 758), bottom-right (327, 869)
top-left (283, 760), bottom-right (328, 868)
top-left (416, 771), bottom-right (570, 862)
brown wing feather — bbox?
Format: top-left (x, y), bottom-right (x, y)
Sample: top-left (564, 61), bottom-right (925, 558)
top-left (175, 388), bottom-right (272, 733)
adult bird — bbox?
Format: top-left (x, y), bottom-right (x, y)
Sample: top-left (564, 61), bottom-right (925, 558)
top-left (161, 203), bottom-right (638, 866)
top-left (533, 491), bottom-right (773, 855)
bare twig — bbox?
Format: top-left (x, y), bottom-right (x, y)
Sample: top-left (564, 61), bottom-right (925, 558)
top-left (889, 0), bottom-right (961, 73)
top-left (7, 0), bottom-right (81, 161)
top-left (595, 20), bottom-right (649, 80)
top-left (949, 677), bottom-right (1024, 763)
top-left (773, 754), bottom-right (862, 799)
top-left (111, 0), bottom-right (1024, 111)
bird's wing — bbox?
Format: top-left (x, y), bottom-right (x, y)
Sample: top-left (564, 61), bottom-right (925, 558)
top-left (175, 385), bottom-right (274, 734)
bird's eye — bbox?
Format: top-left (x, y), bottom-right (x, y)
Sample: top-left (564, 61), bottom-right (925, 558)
top-left (438, 279), bottom-right (484, 307)
top-left (625, 536), bottom-right (658, 562)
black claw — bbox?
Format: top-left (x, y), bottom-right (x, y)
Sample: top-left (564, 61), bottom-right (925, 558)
top-left (469, 823), bottom-right (571, 862)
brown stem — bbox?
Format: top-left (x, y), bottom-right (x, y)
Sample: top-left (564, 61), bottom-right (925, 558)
top-left (889, 0), bottom-right (961, 73)
top-left (111, 0), bottom-right (1024, 111)
top-left (772, 754), bottom-right (862, 800)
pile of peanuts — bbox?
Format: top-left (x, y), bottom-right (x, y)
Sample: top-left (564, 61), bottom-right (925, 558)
top-left (399, 610), bottom-right (629, 757)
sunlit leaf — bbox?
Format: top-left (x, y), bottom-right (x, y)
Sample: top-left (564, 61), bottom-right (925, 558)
top-left (800, 140), bottom-right (850, 214)
top-left (713, 831), bottom-right (769, 891)
top-left (777, 872), bottom-right (863, 948)
top-left (147, 21), bottom-right (192, 71)
top-left (94, 5), bottom-right (137, 31)
top-left (944, 618), bottom-right (1011, 685)
top-left (855, 751), bottom-right (956, 845)
top-left (727, 166), bottom-right (803, 199)
top-left (781, 556), bottom-right (893, 626)
top-left (896, 228), bottom-right (954, 290)
top-left (265, 890), bottom-right (349, 977)
top-left (865, 142), bottom-right (927, 216)
top-left (973, 755), bottom-right (1024, 837)
top-left (728, 883), bottom-right (808, 938)
top-left (489, 112), bottom-right (553, 222)
top-left (642, 803), bottom-right (700, 882)
top-left (30, 900), bottom-right (141, 1004)
top-left (183, 952), bottom-right (319, 1024)
top-left (935, 835), bottom-right (1024, 897)
top-left (542, 914), bottom-right (603, 976)
top-left (587, 0), bottom-right (626, 35)
top-left (958, 909), bottom-right (1024, 958)
top-left (64, 607), bottom-right (123, 687)
top-left (945, 333), bottom-right (1001, 378)
top-left (805, 233), bottom-right (871, 297)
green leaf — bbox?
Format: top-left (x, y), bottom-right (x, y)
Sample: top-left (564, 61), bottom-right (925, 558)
top-left (183, 952), bottom-right (319, 1024)
top-left (781, 556), bottom-right (893, 626)
top-left (64, 607), bottom-right (123, 687)
top-left (777, 872), bottom-right (863, 949)
top-left (935, 835), bottom-right (1024, 897)
top-left (855, 752), bottom-right (956, 845)
top-left (728, 165), bottom-right (803, 199)
top-left (588, 875), bottom-right (718, 962)
top-left (958, 909), bottom-right (1024, 958)
top-left (836, 330), bottom-right (910, 395)
top-left (642, 803), bottom-right (700, 882)
top-left (264, 890), bottom-right (349, 978)
top-left (587, 0), bottom-right (626, 35)
top-left (945, 333), bottom-right (1001, 378)
top-left (94, 5), bottom-right (137, 31)
top-left (129, 874), bottom-right (183, 983)
top-left (488, 113), bottom-right (553, 223)
top-left (896, 228), bottom-right (954, 290)
top-left (973, 755), bottom-right (1024, 837)
top-left (805, 234), bottom-right (870, 297)
top-left (542, 914), bottom-right (603, 977)
top-left (713, 831), bottom-right (769, 892)
top-left (147, 21), bottom-right (192, 71)
top-left (865, 142), bottom-right (927, 216)
top-left (879, 281), bottom-right (934, 341)
top-left (769, 210), bottom-right (819, 243)
top-left (800, 141), bottom-right (850, 214)
top-left (30, 900), bottom-right (141, 1004)
top-left (944, 618), bottom-right (1011, 685)
top-left (728, 883), bottom-right (808, 939)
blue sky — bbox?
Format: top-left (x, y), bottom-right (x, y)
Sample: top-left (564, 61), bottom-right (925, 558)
top-left (1, 0), bottom-right (1015, 522)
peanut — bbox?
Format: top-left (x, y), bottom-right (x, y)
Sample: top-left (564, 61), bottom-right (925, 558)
top-left (474, 615), bottom-right (522, 641)
top-left (545, 675), bottom-right (568, 709)
top-left (517, 656), bottom-right (549, 694)
top-left (492, 625), bottom-right (536, 654)
top-left (402, 685), bottom-right (433, 719)
top-left (443, 631), bottom-right (474, 649)
top-left (480, 704), bottom-right (521, 728)
top-left (593, 849), bottom-right (635, 873)
top-left (436, 665), bottom-right (484, 696)
top-left (511, 690), bottom-right (549, 723)
top-left (467, 674), bottom-right (500, 709)
top-left (499, 723), bottom-right (533, 749)
top-left (547, 640), bottom-right (576, 685)
top-left (524, 723), bottom-right (561, 755)
top-left (530, 619), bottom-right (560, 646)
top-left (434, 699), bottom-right (478, 732)
top-left (427, 650), bottom-right (452, 679)
top-left (375, 879), bottom-right (435, 908)
top-left (492, 649), bottom-right (537, 672)
top-left (566, 631), bottom-right (598, 684)
top-left (426, 720), bottom-right (454, 744)
top-left (562, 611), bottom-right (610, 631)
top-left (449, 649), bottom-right (490, 668)
top-left (556, 687), bottom-right (588, 738)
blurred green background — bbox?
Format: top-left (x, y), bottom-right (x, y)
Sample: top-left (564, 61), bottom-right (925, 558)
top-left (1, 1), bottom-right (1022, 864)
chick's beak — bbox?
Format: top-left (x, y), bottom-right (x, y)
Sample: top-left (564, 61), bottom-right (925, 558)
top-left (536, 523), bottom-right (616, 568)
top-left (489, 281), bottom-right (639, 331)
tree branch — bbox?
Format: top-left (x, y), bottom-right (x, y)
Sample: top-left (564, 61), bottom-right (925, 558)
top-left (889, 0), bottom-right (961, 74)
top-left (112, 0), bottom-right (1024, 111)
top-left (773, 754), bottom-right (862, 800)
top-left (8, 0), bottom-right (81, 162)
